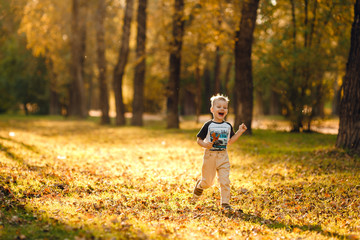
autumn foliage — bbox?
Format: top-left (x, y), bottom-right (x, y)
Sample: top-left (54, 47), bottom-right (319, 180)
top-left (0, 117), bottom-right (359, 239)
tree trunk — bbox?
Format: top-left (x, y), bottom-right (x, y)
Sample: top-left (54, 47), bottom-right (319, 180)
top-left (332, 77), bottom-right (342, 116)
top-left (254, 89), bottom-right (264, 116)
top-left (132, 0), bottom-right (148, 126)
top-left (23, 103), bottom-right (28, 115)
top-left (214, 17), bottom-right (222, 95)
top-left (223, 57), bottom-right (232, 96)
top-left (203, 67), bottom-right (212, 116)
top-left (49, 87), bottom-right (60, 115)
top-left (183, 90), bottom-right (196, 115)
top-left (234, 0), bottom-right (259, 134)
top-left (336, 0), bottom-right (360, 153)
top-left (166, 0), bottom-right (185, 129)
top-left (195, 62), bottom-right (202, 124)
top-left (96, 0), bottom-right (110, 124)
top-left (48, 59), bottom-right (60, 115)
top-left (213, 45), bottom-right (221, 95)
top-left (113, 0), bottom-right (134, 126)
top-left (80, 0), bottom-right (88, 110)
top-left (269, 90), bottom-right (281, 115)
top-left (69, 0), bottom-right (87, 118)
top-left (289, 0), bottom-right (302, 132)
top-left (87, 72), bottom-right (93, 112)
top-left (302, 0), bottom-right (319, 132)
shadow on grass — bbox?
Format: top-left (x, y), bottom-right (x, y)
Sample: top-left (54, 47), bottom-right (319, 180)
top-left (231, 132), bottom-right (359, 175)
top-left (0, 184), bottom-right (147, 240)
top-left (0, 136), bottom-right (45, 173)
top-left (0, 138), bottom-right (147, 239)
top-left (0, 136), bottom-right (40, 154)
top-left (225, 210), bottom-right (349, 239)
top-left (0, 142), bottom-right (45, 173)
top-left (0, 185), bottom-right (91, 240)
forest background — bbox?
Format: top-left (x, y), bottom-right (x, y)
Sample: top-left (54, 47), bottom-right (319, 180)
top-left (1, 1), bottom-right (360, 239)
top-left (0, 0), bottom-right (355, 133)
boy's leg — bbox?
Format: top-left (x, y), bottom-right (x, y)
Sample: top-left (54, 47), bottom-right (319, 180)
top-left (217, 153), bottom-right (231, 205)
top-left (193, 151), bottom-right (217, 200)
top-left (200, 151), bottom-right (217, 189)
top-left (192, 179), bottom-right (203, 200)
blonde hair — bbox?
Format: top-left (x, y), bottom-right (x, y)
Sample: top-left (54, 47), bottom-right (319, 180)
top-left (210, 94), bottom-right (229, 107)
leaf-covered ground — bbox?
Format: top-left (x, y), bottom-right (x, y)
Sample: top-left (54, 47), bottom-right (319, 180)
top-left (0, 116), bottom-right (359, 240)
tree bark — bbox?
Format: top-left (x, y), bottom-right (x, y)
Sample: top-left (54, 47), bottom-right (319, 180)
top-left (203, 66), bottom-right (212, 115)
top-left (166, 0), bottom-right (185, 129)
top-left (132, 0), bottom-right (148, 126)
top-left (49, 87), bottom-right (60, 115)
top-left (234, 0), bottom-right (259, 134)
top-left (302, 0), bottom-right (319, 132)
top-left (269, 90), bottom-right (281, 115)
top-left (195, 61), bottom-right (202, 124)
top-left (87, 72), bottom-right (93, 112)
top-left (288, 0), bottom-right (302, 131)
top-left (223, 57), bottom-right (232, 96)
top-left (113, 0), bottom-right (134, 126)
top-left (254, 89), bottom-right (264, 116)
top-left (213, 45), bottom-right (222, 95)
top-left (48, 59), bottom-right (60, 115)
top-left (80, 0), bottom-right (88, 111)
top-left (336, 0), bottom-right (360, 153)
top-left (332, 76), bottom-right (342, 116)
top-left (69, 0), bottom-right (87, 118)
top-left (96, 0), bottom-right (110, 124)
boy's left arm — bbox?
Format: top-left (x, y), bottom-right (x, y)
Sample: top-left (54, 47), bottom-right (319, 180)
top-left (228, 123), bottom-right (247, 146)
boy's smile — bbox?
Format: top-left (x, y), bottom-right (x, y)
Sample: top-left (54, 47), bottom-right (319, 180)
top-left (211, 99), bottom-right (228, 122)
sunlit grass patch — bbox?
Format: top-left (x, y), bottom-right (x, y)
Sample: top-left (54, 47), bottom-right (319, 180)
top-left (0, 117), bottom-right (359, 239)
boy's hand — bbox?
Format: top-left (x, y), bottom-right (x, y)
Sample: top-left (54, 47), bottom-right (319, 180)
top-left (239, 123), bottom-right (247, 133)
top-left (204, 141), bottom-right (214, 149)
top-left (197, 138), bottom-right (214, 149)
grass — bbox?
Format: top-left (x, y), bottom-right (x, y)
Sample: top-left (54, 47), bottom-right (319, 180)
top-left (0, 115), bottom-right (359, 240)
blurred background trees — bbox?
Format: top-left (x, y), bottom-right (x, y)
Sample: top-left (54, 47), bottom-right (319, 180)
top-left (253, 0), bottom-right (353, 132)
top-left (0, 0), bottom-right (356, 133)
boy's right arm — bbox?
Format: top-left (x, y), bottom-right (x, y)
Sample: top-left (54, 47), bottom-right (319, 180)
top-left (228, 123), bottom-right (247, 146)
top-left (197, 137), bottom-right (213, 149)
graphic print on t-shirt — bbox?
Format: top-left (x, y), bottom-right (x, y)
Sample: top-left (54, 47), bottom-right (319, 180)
top-left (197, 120), bottom-right (235, 151)
top-left (209, 126), bottom-right (230, 151)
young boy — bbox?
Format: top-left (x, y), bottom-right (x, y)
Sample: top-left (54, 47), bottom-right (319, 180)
top-left (193, 94), bottom-right (247, 211)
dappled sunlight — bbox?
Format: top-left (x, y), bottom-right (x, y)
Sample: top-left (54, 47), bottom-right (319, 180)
top-left (0, 119), bottom-right (359, 239)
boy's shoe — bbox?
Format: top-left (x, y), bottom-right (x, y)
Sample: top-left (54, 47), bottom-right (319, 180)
top-left (236, 208), bottom-right (244, 214)
top-left (192, 180), bottom-right (203, 201)
top-left (221, 203), bottom-right (233, 212)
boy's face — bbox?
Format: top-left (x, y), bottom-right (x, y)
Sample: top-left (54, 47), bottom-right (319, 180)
top-left (211, 99), bottom-right (228, 122)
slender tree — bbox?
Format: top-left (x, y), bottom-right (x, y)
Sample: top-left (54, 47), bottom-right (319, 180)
top-left (48, 59), bottom-right (60, 115)
top-left (336, 0), bottom-right (360, 153)
top-left (166, 0), bottom-right (185, 129)
top-left (214, 45), bottom-right (222, 95)
top-left (234, 0), bottom-right (260, 134)
top-left (69, 0), bottom-right (87, 118)
top-left (194, 38), bottom-right (204, 124)
top-left (113, 0), bottom-right (134, 125)
top-left (288, 0), bottom-right (302, 131)
top-left (96, 0), bottom-right (110, 124)
top-left (213, 18), bottom-right (222, 95)
top-left (132, 0), bottom-right (148, 126)
top-left (195, 60), bottom-right (202, 123)
top-left (223, 57), bottom-right (232, 96)
top-left (79, 0), bottom-right (88, 109)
